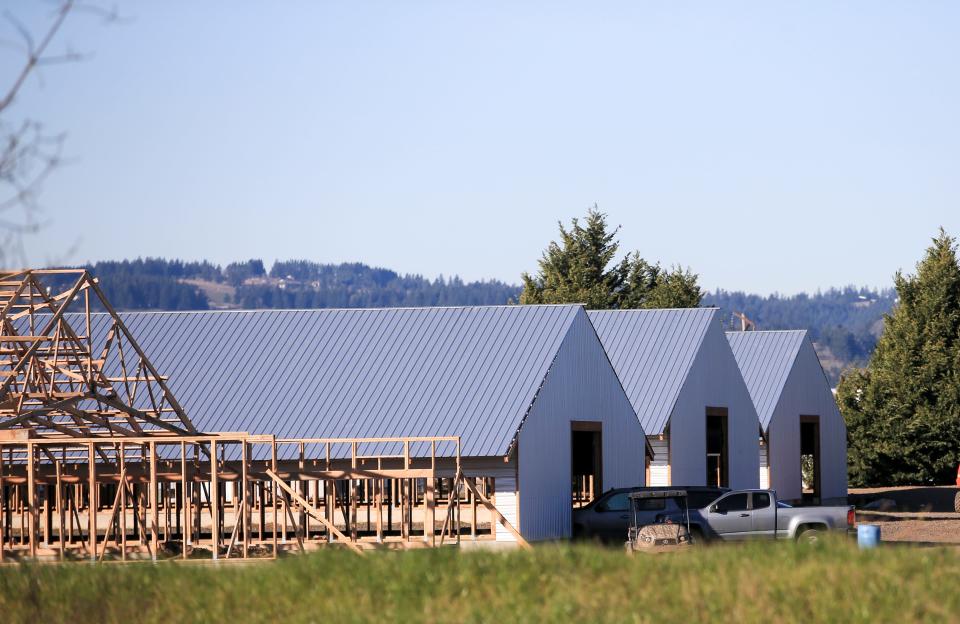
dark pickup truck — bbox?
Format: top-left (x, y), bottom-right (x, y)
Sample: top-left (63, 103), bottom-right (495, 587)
top-left (572, 486), bottom-right (728, 542)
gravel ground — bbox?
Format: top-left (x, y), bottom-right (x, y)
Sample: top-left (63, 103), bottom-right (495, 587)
top-left (864, 519), bottom-right (960, 544)
top-left (848, 486), bottom-right (960, 543)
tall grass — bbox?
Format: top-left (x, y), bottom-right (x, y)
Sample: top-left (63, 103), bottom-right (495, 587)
top-left (1, 539), bottom-right (958, 623)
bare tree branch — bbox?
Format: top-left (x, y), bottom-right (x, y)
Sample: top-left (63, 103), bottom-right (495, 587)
top-left (0, 0), bottom-right (102, 267)
top-left (0, 0), bottom-right (75, 114)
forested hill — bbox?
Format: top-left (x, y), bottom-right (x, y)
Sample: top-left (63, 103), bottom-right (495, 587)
top-left (74, 258), bottom-right (522, 311)
top-left (65, 258), bottom-right (893, 384)
top-left (703, 288), bottom-right (896, 383)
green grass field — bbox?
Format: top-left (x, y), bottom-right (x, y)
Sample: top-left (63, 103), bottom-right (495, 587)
top-left (1, 539), bottom-right (958, 624)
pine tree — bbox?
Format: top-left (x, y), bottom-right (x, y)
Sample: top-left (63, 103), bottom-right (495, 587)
top-left (520, 206), bottom-right (702, 309)
top-left (520, 207), bottom-right (627, 308)
top-left (837, 229), bottom-right (960, 486)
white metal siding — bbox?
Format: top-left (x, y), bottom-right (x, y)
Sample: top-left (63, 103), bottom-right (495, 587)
top-left (461, 459), bottom-right (519, 542)
top-left (517, 310), bottom-right (647, 541)
top-left (494, 476), bottom-right (519, 542)
top-left (668, 322), bottom-right (761, 489)
top-left (767, 340), bottom-right (848, 502)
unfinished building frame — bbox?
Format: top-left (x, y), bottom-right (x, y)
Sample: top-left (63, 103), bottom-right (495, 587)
top-left (0, 270), bottom-right (527, 559)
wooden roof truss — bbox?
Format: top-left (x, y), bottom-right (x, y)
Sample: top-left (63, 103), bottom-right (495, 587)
top-left (0, 269), bottom-right (199, 438)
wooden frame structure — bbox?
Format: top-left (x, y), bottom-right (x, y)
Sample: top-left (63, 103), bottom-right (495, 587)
top-left (0, 270), bottom-right (529, 559)
top-left (0, 269), bottom-right (198, 438)
top-left (0, 432), bottom-right (532, 560)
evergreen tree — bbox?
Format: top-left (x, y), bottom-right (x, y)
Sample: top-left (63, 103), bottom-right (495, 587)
top-left (520, 206), bottom-right (702, 309)
top-left (520, 207), bottom-right (627, 308)
top-left (837, 229), bottom-right (960, 486)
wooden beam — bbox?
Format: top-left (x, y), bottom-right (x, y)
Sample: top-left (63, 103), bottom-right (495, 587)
top-left (149, 441), bottom-right (158, 560)
top-left (461, 471), bottom-right (530, 550)
top-left (98, 466), bottom-right (128, 562)
top-left (211, 440), bottom-right (219, 560)
top-left (265, 469), bottom-right (362, 555)
top-left (88, 442), bottom-right (96, 561)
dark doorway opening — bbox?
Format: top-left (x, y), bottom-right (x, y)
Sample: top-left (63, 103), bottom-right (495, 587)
top-left (571, 422), bottom-right (602, 508)
top-left (706, 408), bottom-right (729, 487)
top-left (800, 416), bottom-right (821, 503)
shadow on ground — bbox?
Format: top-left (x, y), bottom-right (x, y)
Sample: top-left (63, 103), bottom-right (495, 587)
top-left (849, 486), bottom-right (958, 512)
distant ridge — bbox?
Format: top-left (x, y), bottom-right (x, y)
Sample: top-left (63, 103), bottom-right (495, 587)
top-left (55, 258), bottom-right (893, 384)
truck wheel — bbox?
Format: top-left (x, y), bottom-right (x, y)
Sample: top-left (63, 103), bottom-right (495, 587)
top-left (797, 528), bottom-right (823, 544)
top-left (954, 491), bottom-right (960, 514)
top-left (689, 527), bottom-right (707, 545)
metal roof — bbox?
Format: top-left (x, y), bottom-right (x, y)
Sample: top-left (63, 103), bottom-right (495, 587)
top-left (588, 308), bottom-right (717, 435)
top-left (725, 330), bottom-right (806, 430)
top-left (69, 305), bottom-right (582, 457)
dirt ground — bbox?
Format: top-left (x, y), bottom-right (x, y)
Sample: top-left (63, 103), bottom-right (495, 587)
top-left (848, 485), bottom-right (958, 512)
top-left (862, 518), bottom-right (960, 544)
top-left (850, 485), bottom-right (960, 544)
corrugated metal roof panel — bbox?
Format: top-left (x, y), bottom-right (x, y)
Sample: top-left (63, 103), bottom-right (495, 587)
top-left (726, 330), bottom-right (806, 430)
top-left (587, 308), bottom-right (717, 434)
top-left (64, 305), bottom-right (581, 457)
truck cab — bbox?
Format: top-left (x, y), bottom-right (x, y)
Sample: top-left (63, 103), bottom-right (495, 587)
top-left (703, 490), bottom-right (779, 540)
top-left (696, 488), bottom-right (854, 542)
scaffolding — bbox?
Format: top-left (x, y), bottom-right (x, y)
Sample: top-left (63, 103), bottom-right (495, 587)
top-left (0, 270), bottom-right (527, 559)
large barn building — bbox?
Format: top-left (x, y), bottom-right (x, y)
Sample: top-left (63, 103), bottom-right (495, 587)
top-left (96, 304), bottom-right (647, 542)
top-left (726, 330), bottom-right (848, 505)
top-left (589, 308), bottom-right (760, 490)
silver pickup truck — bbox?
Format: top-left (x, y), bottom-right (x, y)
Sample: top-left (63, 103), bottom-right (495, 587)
top-left (681, 489), bottom-right (855, 543)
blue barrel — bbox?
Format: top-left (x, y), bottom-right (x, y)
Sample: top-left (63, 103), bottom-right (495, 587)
top-left (857, 524), bottom-right (881, 548)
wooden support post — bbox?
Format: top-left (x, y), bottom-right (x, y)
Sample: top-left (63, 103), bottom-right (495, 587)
top-left (27, 443), bottom-right (36, 558)
top-left (350, 442), bottom-right (358, 543)
top-left (425, 441), bottom-right (436, 546)
top-left (456, 438), bottom-right (462, 545)
top-left (399, 479), bottom-right (407, 541)
top-left (281, 481), bottom-right (288, 544)
top-left (271, 439), bottom-right (278, 556)
top-left (149, 441), bottom-right (159, 560)
top-left (425, 478), bottom-right (435, 545)
top-left (258, 481), bottom-right (265, 544)
top-left (181, 442), bottom-right (190, 559)
top-left (325, 479), bottom-right (334, 544)
top-left (375, 478), bottom-right (383, 544)
top-left (210, 440), bottom-right (219, 560)
top-left (88, 442), bottom-right (96, 561)
top-left (55, 460), bottom-right (64, 559)
top-left (0, 444), bottom-right (4, 563)
top-left (471, 478), bottom-right (478, 540)
top-left (120, 443), bottom-right (127, 561)
top-left (387, 478), bottom-right (393, 534)
top-left (298, 442), bottom-right (307, 540)
top-left (68, 484), bottom-right (75, 545)
top-left (241, 441), bottom-right (249, 559)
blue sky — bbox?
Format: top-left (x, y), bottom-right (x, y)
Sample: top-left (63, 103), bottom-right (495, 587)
top-left (5, 1), bottom-right (959, 294)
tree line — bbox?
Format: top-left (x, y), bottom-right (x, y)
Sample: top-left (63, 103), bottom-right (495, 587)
top-left (62, 258), bottom-right (520, 311)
